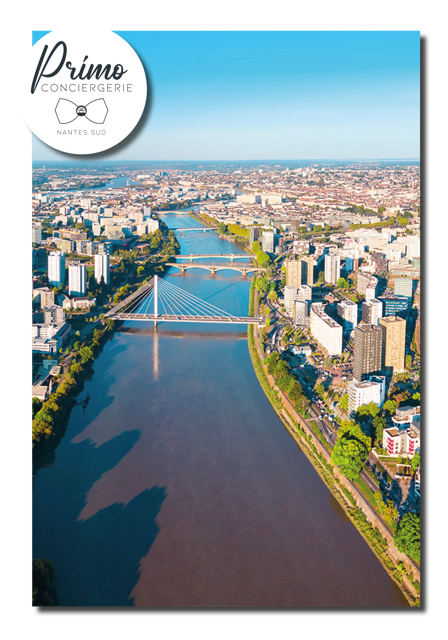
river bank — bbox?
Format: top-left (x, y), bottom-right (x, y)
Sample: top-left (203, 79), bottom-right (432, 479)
top-left (247, 279), bottom-right (420, 606)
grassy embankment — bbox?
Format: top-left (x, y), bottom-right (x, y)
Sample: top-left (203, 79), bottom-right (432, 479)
top-left (246, 277), bottom-right (420, 606)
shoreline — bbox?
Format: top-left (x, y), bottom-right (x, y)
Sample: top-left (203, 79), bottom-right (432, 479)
top-left (246, 277), bottom-right (420, 607)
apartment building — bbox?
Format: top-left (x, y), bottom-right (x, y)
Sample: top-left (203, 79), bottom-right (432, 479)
top-left (310, 302), bottom-right (343, 355)
top-left (68, 262), bottom-right (87, 297)
top-left (337, 299), bottom-right (358, 332)
top-left (347, 375), bottom-right (386, 417)
top-left (353, 324), bottom-right (383, 382)
top-left (285, 259), bottom-right (302, 288)
top-left (324, 254), bottom-right (341, 284)
top-left (301, 255), bottom-right (315, 285)
top-left (379, 315), bottom-right (406, 373)
top-left (94, 253), bottom-right (110, 285)
top-left (361, 298), bottom-right (383, 326)
top-left (48, 251), bottom-right (65, 288)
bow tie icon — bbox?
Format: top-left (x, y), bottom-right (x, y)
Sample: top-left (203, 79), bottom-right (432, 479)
top-left (55, 98), bottom-right (108, 125)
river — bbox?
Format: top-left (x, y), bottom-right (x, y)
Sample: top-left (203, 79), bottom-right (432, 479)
top-left (32, 212), bottom-right (408, 607)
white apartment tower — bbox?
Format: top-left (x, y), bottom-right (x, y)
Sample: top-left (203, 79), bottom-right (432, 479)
top-left (337, 300), bottom-right (358, 331)
top-left (48, 251), bottom-right (65, 288)
top-left (68, 262), bottom-right (86, 297)
top-left (94, 253), bottom-right (110, 285)
top-left (310, 302), bottom-right (343, 355)
top-left (324, 254), bottom-right (341, 284)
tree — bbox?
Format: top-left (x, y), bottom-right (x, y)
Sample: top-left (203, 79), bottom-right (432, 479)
top-left (383, 399), bottom-right (397, 415)
top-left (32, 559), bottom-right (57, 606)
top-left (372, 415), bottom-right (386, 442)
top-left (267, 289), bottom-right (278, 302)
top-left (331, 423), bottom-right (371, 480)
top-left (339, 394), bottom-right (349, 412)
top-left (411, 452), bottom-right (420, 473)
top-left (394, 513), bottom-right (420, 562)
top-left (337, 277), bottom-right (347, 288)
top-left (252, 240), bottom-right (261, 253)
top-left (412, 392), bottom-right (420, 402)
top-left (406, 354), bottom-right (413, 369)
top-left (218, 222), bottom-right (227, 234)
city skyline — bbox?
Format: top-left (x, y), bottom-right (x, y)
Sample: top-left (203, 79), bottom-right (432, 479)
top-left (32, 31), bottom-right (420, 162)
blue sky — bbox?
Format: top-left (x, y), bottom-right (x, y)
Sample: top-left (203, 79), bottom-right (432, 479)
top-left (32, 31), bottom-right (420, 161)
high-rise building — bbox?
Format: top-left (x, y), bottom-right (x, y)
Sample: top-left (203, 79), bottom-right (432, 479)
top-left (249, 226), bottom-right (260, 245)
top-left (310, 302), bottom-right (343, 355)
top-left (94, 253), bottom-right (110, 285)
top-left (353, 324), bottom-right (383, 382)
top-left (394, 278), bottom-right (413, 300)
top-left (294, 300), bottom-right (310, 328)
top-left (362, 299), bottom-right (383, 326)
top-left (48, 251), bottom-right (65, 288)
top-left (324, 254), bottom-right (341, 284)
top-left (379, 316), bottom-right (406, 374)
top-left (284, 286), bottom-right (299, 314)
top-left (337, 300), bottom-right (358, 332)
top-left (357, 272), bottom-right (378, 299)
top-left (68, 262), bottom-right (86, 297)
top-left (301, 255), bottom-right (315, 285)
top-left (32, 226), bottom-right (42, 244)
top-left (285, 259), bottom-right (302, 288)
top-left (261, 229), bottom-right (275, 253)
top-left (379, 295), bottom-right (409, 318)
top-left (296, 284), bottom-right (312, 302)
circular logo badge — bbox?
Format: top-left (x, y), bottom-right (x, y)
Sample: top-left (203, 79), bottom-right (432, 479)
top-left (22, 30), bottom-right (147, 155)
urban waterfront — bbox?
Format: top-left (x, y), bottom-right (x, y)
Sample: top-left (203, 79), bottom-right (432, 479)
top-left (33, 213), bottom-right (408, 607)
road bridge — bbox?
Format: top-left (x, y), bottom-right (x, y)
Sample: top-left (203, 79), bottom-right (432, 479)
top-left (105, 276), bottom-right (264, 326)
top-left (176, 227), bottom-right (218, 235)
top-left (176, 253), bottom-right (253, 263)
top-left (166, 262), bottom-right (264, 275)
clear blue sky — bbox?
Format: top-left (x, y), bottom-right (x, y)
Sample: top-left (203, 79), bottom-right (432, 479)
top-left (32, 31), bottom-right (420, 161)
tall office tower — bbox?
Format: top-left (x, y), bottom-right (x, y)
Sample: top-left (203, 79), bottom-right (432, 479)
top-left (394, 277), bottom-right (413, 299)
top-left (94, 253), bottom-right (110, 285)
top-left (379, 315), bottom-right (406, 374)
top-left (261, 229), bottom-right (275, 253)
top-left (48, 251), bottom-right (66, 288)
top-left (68, 262), bottom-right (86, 297)
top-left (249, 226), bottom-right (260, 245)
top-left (353, 324), bottom-right (383, 382)
top-left (361, 298), bottom-right (383, 326)
top-left (324, 254), bottom-right (341, 284)
top-left (337, 299), bottom-right (358, 332)
top-left (285, 259), bottom-right (302, 288)
top-left (310, 303), bottom-right (343, 355)
top-left (301, 255), bottom-right (315, 285)
top-left (294, 300), bottom-right (310, 328)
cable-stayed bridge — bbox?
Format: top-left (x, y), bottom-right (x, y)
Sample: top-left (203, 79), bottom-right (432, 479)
top-left (105, 276), bottom-right (264, 325)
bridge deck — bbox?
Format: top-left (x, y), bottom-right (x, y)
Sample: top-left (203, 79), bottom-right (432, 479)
top-left (109, 313), bottom-right (263, 324)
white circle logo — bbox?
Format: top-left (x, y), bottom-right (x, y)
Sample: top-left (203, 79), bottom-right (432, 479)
top-left (23, 30), bottom-right (147, 155)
